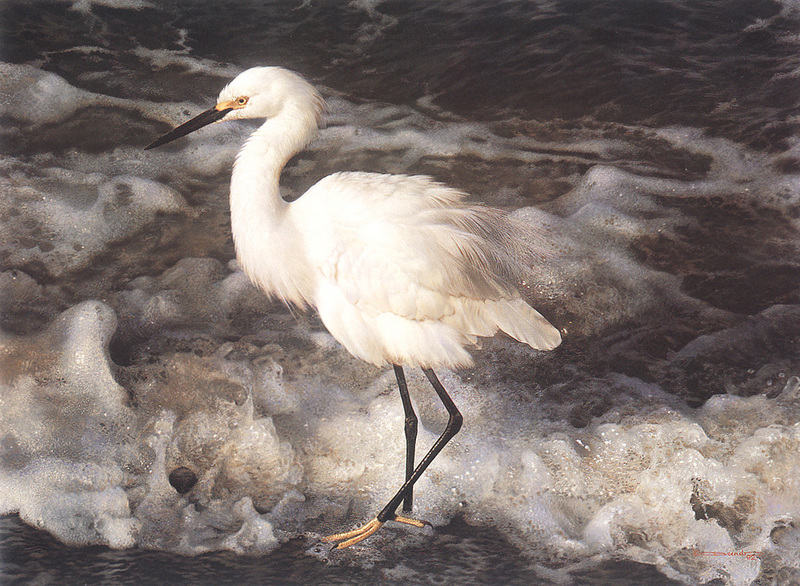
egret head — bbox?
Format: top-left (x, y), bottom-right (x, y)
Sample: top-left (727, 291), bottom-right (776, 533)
top-left (145, 66), bottom-right (325, 150)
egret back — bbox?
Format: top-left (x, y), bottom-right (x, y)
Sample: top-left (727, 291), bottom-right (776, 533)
top-left (290, 172), bottom-right (560, 367)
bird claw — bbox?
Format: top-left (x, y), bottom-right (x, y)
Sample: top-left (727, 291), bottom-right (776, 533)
top-left (394, 514), bottom-right (431, 529)
top-left (323, 515), bottom-right (430, 549)
top-left (323, 518), bottom-right (384, 549)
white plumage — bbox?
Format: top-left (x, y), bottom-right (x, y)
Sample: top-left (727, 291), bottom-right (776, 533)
top-left (216, 67), bottom-right (561, 368)
top-left (146, 66), bottom-right (561, 548)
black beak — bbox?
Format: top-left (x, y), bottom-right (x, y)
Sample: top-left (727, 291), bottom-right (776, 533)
top-left (144, 106), bottom-right (233, 150)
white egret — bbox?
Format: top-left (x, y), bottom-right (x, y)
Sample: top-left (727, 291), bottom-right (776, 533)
top-left (145, 66), bottom-right (561, 549)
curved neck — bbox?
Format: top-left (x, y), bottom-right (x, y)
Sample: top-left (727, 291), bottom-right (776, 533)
top-left (230, 105), bottom-right (318, 220)
top-left (228, 103), bottom-right (321, 305)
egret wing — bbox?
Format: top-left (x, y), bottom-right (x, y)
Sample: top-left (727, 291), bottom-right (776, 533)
top-left (291, 172), bottom-right (561, 365)
top-left (294, 172), bottom-right (523, 320)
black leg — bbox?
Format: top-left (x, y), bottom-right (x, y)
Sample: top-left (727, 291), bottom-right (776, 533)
top-left (377, 368), bottom-right (463, 523)
top-left (394, 365), bottom-right (417, 513)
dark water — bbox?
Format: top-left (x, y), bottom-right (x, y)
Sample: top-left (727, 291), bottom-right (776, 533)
top-left (4, 0), bottom-right (799, 145)
top-left (2, 1), bottom-right (800, 584)
top-left (0, 514), bottom-right (681, 585)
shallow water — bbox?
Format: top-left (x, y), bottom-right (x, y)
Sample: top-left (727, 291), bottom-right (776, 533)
top-left (1, 513), bottom-right (685, 585)
top-left (1, 1), bottom-right (800, 584)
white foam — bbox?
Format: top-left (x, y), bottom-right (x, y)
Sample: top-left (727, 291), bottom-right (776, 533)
top-left (1, 164), bottom-right (189, 278)
top-left (0, 458), bottom-right (137, 549)
top-left (68, 0), bottom-right (154, 13)
top-left (0, 301), bottom-right (138, 548)
top-left (0, 63), bottom-right (95, 125)
top-left (132, 47), bottom-right (241, 78)
top-left (3, 53), bottom-right (800, 584)
top-left (3, 250), bottom-right (799, 580)
top-left (0, 61), bottom-right (233, 136)
top-left (4, 162), bottom-right (792, 576)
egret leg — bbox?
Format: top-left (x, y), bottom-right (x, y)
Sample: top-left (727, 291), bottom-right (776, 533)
top-left (324, 368), bottom-right (462, 549)
top-left (394, 365), bottom-right (417, 513)
top-left (377, 368), bottom-right (462, 522)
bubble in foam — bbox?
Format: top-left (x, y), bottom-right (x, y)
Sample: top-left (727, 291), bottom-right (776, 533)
top-left (131, 395), bottom-right (290, 554)
top-left (168, 466), bottom-right (198, 494)
top-left (778, 375), bottom-right (800, 399)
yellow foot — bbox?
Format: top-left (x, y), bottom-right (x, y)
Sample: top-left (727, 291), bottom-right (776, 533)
top-left (323, 515), bottom-right (431, 549)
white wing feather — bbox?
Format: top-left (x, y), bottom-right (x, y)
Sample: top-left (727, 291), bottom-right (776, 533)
top-left (291, 172), bottom-right (560, 367)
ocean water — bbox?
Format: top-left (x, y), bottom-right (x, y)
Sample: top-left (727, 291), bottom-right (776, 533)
top-left (1, 1), bottom-right (799, 584)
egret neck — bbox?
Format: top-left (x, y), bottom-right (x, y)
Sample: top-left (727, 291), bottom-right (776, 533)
top-left (230, 102), bottom-right (321, 307)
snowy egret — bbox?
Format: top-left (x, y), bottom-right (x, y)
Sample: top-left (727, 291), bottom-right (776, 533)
top-left (145, 67), bottom-right (561, 549)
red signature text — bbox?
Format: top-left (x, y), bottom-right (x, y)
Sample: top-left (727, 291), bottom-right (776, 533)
top-left (693, 550), bottom-right (762, 561)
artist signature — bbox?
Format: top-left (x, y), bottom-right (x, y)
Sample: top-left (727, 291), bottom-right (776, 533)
top-left (693, 550), bottom-right (763, 561)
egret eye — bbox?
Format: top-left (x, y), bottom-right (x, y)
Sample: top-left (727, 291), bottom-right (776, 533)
top-left (236, 97), bottom-right (248, 107)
